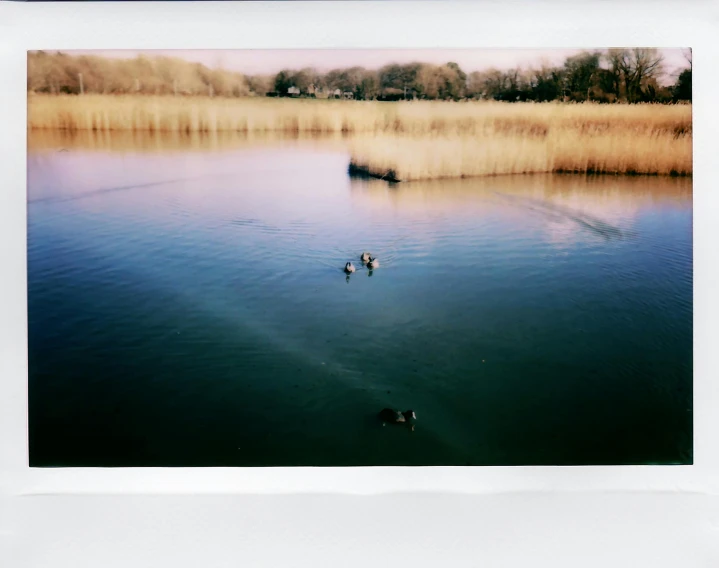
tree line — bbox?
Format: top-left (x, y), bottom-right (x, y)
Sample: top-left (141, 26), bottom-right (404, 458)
top-left (28, 51), bottom-right (256, 98)
top-left (28, 49), bottom-right (691, 103)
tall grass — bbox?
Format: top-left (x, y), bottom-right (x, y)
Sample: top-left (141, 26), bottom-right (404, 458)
top-left (28, 94), bottom-right (692, 178)
top-left (28, 94), bottom-right (691, 135)
top-left (348, 130), bottom-right (691, 180)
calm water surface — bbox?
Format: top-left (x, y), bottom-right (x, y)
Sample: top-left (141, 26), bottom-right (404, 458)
top-left (27, 133), bottom-right (692, 466)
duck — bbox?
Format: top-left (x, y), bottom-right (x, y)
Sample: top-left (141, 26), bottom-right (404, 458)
top-left (361, 252), bottom-right (372, 263)
top-left (367, 257), bottom-right (380, 269)
top-left (378, 408), bottom-right (416, 425)
top-left (344, 262), bottom-right (356, 274)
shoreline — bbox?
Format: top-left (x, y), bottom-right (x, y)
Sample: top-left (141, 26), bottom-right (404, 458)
top-left (347, 163), bottom-right (693, 183)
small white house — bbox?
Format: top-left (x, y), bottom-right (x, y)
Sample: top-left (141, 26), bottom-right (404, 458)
top-left (287, 86), bottom-right (300, 96)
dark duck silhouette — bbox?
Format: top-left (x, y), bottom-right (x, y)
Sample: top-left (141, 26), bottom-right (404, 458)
top-left (378, 408), bottom-right (416, 426)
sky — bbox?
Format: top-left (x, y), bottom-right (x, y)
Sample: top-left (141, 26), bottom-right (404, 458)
top-left (69, 48), bottom-right (691, 81)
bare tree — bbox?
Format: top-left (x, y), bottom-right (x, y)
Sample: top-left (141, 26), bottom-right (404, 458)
top-left (605, 48), bottom-right (665, 101)
top-left (607, 48), bottom-right (664, 102)
top-left (605, 49), bottom-right (625, 98)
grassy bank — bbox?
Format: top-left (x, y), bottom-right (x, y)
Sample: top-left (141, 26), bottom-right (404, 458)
top-left (28, 94), bottom-right (692, 179)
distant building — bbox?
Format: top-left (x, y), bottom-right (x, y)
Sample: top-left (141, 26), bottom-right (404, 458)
top-left (331, 88), bottom-right (342, 99)
top-left (342, 91), bottom-right (354, 100)
top-left (287, 86), bottom-right (300, 96)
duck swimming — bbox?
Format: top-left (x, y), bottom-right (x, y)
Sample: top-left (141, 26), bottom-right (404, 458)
top-left (361, 252), bottom-right (372, 263)
top-left (378, 408), bottom-right (416, 425)
top-left (367, 257), bottom-right (380, 269)
top-left (344, 262), bottom-right (356, 274)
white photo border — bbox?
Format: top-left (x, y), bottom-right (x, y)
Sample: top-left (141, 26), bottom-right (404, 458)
top-left (1, 1), bottom-right (716, 500)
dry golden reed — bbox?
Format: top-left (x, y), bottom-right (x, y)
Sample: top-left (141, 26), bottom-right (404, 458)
top-left (348, 130), bottom-right (692, 180)
top-left (28, 94), bottom-right (692, 178)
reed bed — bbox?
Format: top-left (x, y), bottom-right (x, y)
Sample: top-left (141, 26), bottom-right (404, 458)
top-left (28, 94), bottom-right (691, 136)
top-left (28, 94), bottom-right (692, 179)
top-left (348, 130), bottom-right (692, 180)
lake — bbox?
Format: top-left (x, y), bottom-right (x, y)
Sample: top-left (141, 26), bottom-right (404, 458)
top-left (27, 132), bottom-right (693, 466)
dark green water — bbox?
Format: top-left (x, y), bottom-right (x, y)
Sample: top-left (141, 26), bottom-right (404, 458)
top-left (27, 137), bottom-right (693, 466)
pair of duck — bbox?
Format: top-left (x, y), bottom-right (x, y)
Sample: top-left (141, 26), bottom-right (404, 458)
top-left (345, 252), bottom-right (379, 274)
